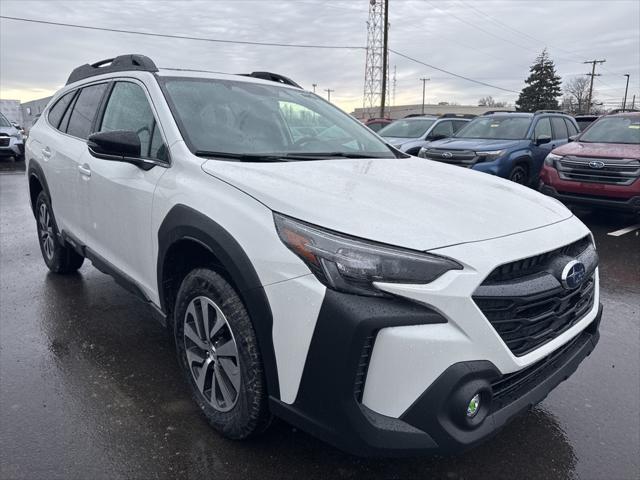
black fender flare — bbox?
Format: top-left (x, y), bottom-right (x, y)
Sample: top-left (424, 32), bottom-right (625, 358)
top-left (27, 160), bottom-right (52, 217)
top-left (157, 204), bottom-right (280, 399)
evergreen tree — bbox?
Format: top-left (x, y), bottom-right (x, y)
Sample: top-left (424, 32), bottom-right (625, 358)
top-left (515, 49), bottom-right (562, 112)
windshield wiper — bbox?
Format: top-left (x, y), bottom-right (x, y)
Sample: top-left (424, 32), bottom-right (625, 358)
top-left (194, 151), bottom-right (293, 162)
top-left (282, 152), bottom-right (391, 159)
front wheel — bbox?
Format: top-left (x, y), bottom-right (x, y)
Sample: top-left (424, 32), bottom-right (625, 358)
top-left (509, 164), bottom-right (530, 186)
top-left (174, 268), bottom-right (271, 440)
top-left (35, 191), bottom-right (84, 273)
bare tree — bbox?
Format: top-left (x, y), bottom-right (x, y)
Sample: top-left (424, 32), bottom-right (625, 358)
top-left (564, 76), bottom-right (591, 114)
top-left (478, 96), bottom-right (508, 108)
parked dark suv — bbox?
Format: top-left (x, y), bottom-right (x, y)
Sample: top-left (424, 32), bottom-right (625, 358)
top-left (419, 111), bottom-right (580, 185)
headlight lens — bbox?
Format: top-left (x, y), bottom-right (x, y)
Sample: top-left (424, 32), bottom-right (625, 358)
top-left (274, 213), bottom-right (462, 297)
top-left (545, 153), bottom-right (563, 166)
top-left (475, 150), bottom-right (505, 162)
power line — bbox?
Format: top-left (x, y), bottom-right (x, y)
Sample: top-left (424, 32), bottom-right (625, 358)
top-left (389, 49), bottom-right (519, 93)
top-left (0, 15), bottom-right (365, 50)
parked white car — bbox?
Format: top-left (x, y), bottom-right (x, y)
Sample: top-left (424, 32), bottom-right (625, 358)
top-left (0, 112), bottom-right (24, 160)
top-left (26, 55), bottom-right (602, 456)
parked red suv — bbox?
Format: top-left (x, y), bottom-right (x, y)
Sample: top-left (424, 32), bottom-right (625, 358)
top-left (540, 112), bottom-right (640, 213)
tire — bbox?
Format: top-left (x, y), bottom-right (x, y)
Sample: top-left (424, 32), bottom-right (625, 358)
top-left (509, 164), bottom-right (530, 186)
top-left (35, 191), bottom-right (84, 273)
top-left (174, 268), bottom-right (271, 440)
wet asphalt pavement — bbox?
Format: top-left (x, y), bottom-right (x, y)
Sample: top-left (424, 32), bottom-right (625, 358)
top-left (0, 169), bottom-right (638, 480)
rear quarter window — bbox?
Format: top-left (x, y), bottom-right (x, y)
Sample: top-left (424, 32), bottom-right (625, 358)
top-left (47, 91), bottom-right (76, 129)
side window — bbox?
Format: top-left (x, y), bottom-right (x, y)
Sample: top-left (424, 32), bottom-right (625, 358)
top-left (47, 91), bottom-right (76, 129)
top-left (66, 83), bottom-right (108, 139)
top-left (533, 117), bottom-right (552, 140)
top-left (551, 117), bottom-right (568, 140)
top-left (99, 82), bottom-right (164, 159)
top-left (452, 120), bottom-right (468, 133)
top-left (430, 120), bottom-right (454, 138)
top-left (564, 118), bottom-right (579, 137)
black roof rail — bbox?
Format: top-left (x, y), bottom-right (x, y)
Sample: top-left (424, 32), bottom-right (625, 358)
top-left (481, 110), bottom-right (519, 115)
top-left (241, 71), bottom-right (301, 89)
top-left (440, 113), bottom-right (476, 119)
top-left (534, 109), bottom-right (567, 115)
top-left (66, 54), bottom-right (158, 85)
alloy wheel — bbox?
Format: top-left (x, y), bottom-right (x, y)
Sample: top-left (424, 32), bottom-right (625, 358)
top-left (183, 296), bottom-right (240, 412)
top-left (38, 202), bottom-right (55, 261)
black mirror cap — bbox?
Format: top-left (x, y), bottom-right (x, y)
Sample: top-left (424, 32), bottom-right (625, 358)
top-left (536, 135), bottom-right (552, 146)
top-left (88, 130), bottom-right (141, 158)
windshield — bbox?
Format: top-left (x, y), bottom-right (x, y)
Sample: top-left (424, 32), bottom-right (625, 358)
top-left (0, 113), bottom-right (11, 128)
top-left (455, 116), bottom-right (531, 140)
top-left (161, 77), bottom-right (395, 159)
top-left (377, 119), bottom-right (435, 138)
top-left (579, 116), bottom-right (640, 144)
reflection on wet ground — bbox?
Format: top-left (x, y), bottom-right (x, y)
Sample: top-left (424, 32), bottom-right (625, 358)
top-left (1, 172), bottom-right (638, 479)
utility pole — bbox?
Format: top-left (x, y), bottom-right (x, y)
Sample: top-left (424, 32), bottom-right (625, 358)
top-left (584, 59), bottom-right (606, 114)
top-left (392, 65), bottom-right (397, 107)
top-left (325, 89), bottom-right (334, 103)
top-left (632, 95), bottom-right (636, 110)
top-left (312, 83), bottom-right (317, 93)
top-left (420, 77), bottom-right (430, 115)
top-left (622, 74), bottom-right (630, 111)
top-left (379, 0), bottom-right (389, 118)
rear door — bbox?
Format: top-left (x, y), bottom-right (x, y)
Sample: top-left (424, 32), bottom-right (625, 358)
top-left (83, 79), bottom-right (169, 296)
top-left (38, 83), bottom-right (108, 241)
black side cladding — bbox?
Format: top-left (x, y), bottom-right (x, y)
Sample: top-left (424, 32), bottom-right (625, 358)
top-left (67, 54), bottom-right (158, 85)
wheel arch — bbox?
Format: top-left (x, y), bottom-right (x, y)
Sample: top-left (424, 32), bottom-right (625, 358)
top-left (27, 160), bottom-right (51, 218)
top-left (157, 204), bottom-right (280, 399)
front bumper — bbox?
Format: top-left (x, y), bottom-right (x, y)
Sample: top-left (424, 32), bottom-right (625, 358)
top-left (270, 291), bottom-right (601, 457)
top-left (0, 138), bottom-right (24, 157)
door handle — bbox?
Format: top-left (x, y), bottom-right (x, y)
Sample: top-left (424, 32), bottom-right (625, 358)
top-left (42, 147), bottom-right (52, 160)
top-left (78, 164), bottom-right (91, 177)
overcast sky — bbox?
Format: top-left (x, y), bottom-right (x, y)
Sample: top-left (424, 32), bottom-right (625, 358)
top-left (1, 0), bottom-right (638, 113)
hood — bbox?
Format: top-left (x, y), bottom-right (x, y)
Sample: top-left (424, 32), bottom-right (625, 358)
top-left (202, 157), bottom-right (572, 251)
top-left (426, 138), bottom-right (525, 151)
top-left (553, 141), bottom-right (640, 160)
top-left (0, 126), bottom-right (18, 136)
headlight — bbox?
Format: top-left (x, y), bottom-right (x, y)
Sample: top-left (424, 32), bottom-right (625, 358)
top-left (274, 213), bottom-right (462, 297)
top-left (475, 150), bottom-right (505, 162)
top-left (545, 153), bottom-right (563, 166)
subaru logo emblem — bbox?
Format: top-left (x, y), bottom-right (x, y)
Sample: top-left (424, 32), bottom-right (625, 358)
top-left (588, 160), bottom-right (605, 169)
top-left (442, 152), bottom-right (453, 159)
top-left (561, 260), bottom-right (586, 290)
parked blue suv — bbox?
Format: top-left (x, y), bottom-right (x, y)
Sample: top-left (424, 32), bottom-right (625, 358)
top-left (418, 111), bottom-right (580, 185)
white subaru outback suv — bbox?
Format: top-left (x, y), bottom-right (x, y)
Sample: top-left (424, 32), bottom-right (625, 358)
top-left (26, 55), bottom-right (602, 456)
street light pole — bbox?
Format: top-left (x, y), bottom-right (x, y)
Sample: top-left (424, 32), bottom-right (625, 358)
top-left (420, 77), bottom-right (430, 115)
top-left (312, 83), bottom-right (317, 93)
top-left (622, 74), bottom-right (630, 111)
top-left (325, 89), bottom-right (334, 103)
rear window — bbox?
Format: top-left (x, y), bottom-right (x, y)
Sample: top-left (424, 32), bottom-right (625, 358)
top-left (47, 91), bottom-right (76, 129)
top-left (66, 83), bottom-right (108, 139)
top-left (579, 116), bottom-right (640, 144)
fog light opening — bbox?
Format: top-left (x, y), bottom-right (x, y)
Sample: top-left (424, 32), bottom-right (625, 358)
top-left (466, 393), bottom-right (481, 418)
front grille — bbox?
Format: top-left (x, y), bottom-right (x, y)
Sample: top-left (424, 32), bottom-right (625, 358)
top-left (555, 156), bottom-right (640, 186)
top-left (422, 148), bottom-right (477, 167)
top-left (353, 333), bottom-right (376, 402)
top-left (490, 328), bottom-right (592, 411)
top-left (0, 136), bottom-right (9, 147)
top-left (474, 237), bottom-right (597, 356)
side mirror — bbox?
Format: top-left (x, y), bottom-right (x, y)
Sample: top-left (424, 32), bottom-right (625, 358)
top-left (536, 135), bottom-right (551, 146)
top-left (87, 130), bottom-right (153, 170)
top-left (568, 134), bottom-right (578, 143)
top-left (428, 133), bottom-right (448, 141)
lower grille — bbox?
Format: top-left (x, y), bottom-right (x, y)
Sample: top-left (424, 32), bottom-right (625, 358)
top-left (556, 156), bottom-right (640, 186)
top-left (423, 148), bottom-right (477, 167)
top-left (0, 136), bottom-right (9, 147)
top-left (490, 328), bottom-right (593, 411)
